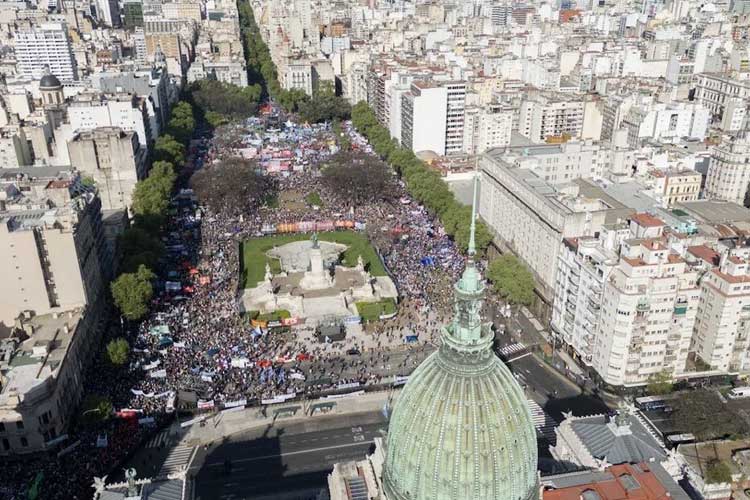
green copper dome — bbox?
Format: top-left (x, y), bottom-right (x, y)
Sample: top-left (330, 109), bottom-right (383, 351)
top-left (382, 176), bottom-right (538, 500)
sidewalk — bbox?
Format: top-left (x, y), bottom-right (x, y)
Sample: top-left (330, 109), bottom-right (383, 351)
top-left (180, 389), bottom-right (399, 446)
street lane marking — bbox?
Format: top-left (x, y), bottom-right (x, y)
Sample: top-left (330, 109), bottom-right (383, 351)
top-left (508, 352), bottom-right (532, 363)
top-left (199, 440), bottom-right (375, 468)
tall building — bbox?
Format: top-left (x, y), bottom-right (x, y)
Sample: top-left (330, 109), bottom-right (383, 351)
top-left (67, 127), bottom-right (147, 210)
top-left (519, 94), bottom-right (585, 143)
top-left (14, 23), bottom-right (78, 82)
top-left (444, 81), bottom-right (466, 155)
top-left (401, 82), bottom-right (448, 156)
top-left (692, 246), bottom-right (750, 373)
top-left (704, 133), bottom-right (750, 206)
top-left (593, 214), bottom-right (699, 387)
top-left (328, 179), bottom-right (539, 500)
top-left (0, 171), bottom-right (110, 455)
top-left (123, 0), bottom-right (145, 28)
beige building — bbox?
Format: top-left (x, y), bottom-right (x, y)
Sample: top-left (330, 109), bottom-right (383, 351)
top-left (67, 127), bottom-right (147, 210)
top-left (0, 172), bottom-right (109, 327)
top-left (162, 0), bottom-right (201, 22)
top-left (648, 169), bottom-right (701, 207)
top-left (704, 133), bottom-right (750, 205)
top-left (519, 93), bottom-right (585, 143)
top-left (0, 171), bottom-right (110, 455)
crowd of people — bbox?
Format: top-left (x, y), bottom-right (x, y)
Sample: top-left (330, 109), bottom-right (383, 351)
top-left (0, 109), bottom-right (472, 499)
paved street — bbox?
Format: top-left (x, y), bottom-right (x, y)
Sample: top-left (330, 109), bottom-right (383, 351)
top-left (191, 411), bottom-right (386, 499)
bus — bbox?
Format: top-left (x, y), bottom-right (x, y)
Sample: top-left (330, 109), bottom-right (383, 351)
top-left (635, 395), bottom-right (670, 411)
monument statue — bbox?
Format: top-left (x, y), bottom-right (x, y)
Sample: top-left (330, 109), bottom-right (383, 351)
top-left (311, 232), bottom-right (319, 249)
top-left (125, 468), bottom-right (138, 497)
top-left (92, 476), bottom-right (107, 500)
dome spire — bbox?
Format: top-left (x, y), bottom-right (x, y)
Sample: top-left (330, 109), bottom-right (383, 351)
top-left (445, 167), bottom-right (487, 347)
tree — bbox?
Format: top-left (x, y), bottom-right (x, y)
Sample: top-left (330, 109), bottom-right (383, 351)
top-left (118, 226), bottom-right (164, 273)
top-left (111, 265), bottom-right (155, 321)
top-left (297, 83), bottom-right (351, 123)
top-left (191, 79), bottom-right (262, 120)
top-left (277, 88), bottom-right (309, 113)
top-left (166, 101), bottom-right (195, 145)
top-left (646, 371), bottom-right (674, 396)
top-left (80, 395), bottom-right (113, 424)
top-left (132, 161), bottom-right (176, 219)
top-left (487, 254), bottom-right (536, 306)
top-left (190, 158), bottom-right (277, 214)
top-left (321, 151), bottom-right (395, 204)
top-left (106, 338), bottom-right (130, 366)
top-left (705, 460), bottom-right (732, 484)
top-left (670, 389), bottom-right (750, 440)
top-left (153, 135), bottom-right (186, 167)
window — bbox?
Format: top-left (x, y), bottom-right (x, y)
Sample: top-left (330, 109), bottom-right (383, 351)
top-left (20, 437), bottom-right (28, 447)
top-left (16, 421), bottom-right (23, 430)
top-left (1, 439), bottom-right (8, 451)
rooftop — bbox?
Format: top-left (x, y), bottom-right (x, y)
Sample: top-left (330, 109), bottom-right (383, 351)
top-left (543, 463), bottom-right (682, 500)
top-left (0, 310), bottom-right (81, 412)
top-left (675, 200), bottom-right (750, 224)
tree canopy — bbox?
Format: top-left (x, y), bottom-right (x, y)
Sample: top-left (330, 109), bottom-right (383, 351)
top-left (165, 101), bottom-right (195, 145)
top-left (670, 389), bottom-right (750, 440)
top-left (350, 101), bottom-right (492, 254)
top-left (111, 265), bottom-right (156, 321)
top-left (321, 151), bottom-right (394, 204)
top-left (191, 79), bottom-right (262, 121)
top-left (118, 226), bottom-right (164, 273)
top-left (646, 371), bottom-right (674, 396)
top-left (106, 338), bottom-right (130, 366)
top-left (153, 135), bottom-right (186, 168)
top-left (297, 83), bottom-right (351, 124)
top-left (486, 254), bottom-right (536, 305)
top-left (132, 161), bottom-right (176, 221)
top-left (190, 158), bottom-right (277, 215)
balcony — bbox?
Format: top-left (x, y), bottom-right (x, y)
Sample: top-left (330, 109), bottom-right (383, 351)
top-left (674, 305), bottom-right (688, 315)
top-left (636, 300), bottom-right (650, 312)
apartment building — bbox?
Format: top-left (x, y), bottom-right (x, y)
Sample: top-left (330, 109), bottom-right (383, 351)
top-left (401, 82), bottom-right (448, 156)
top-left (68, 94), bottom-right (152, 150)
top-left (463, 104), bottom-right (513, 154)
top-left (504, 141), bottom-right (609, 184)
top-left (480, 150), bottom-right (633, 313)
top-left (0, 174), bottom-right (109, 326)
top-left (14, 23), bottom-right (78, 82)
top-left (283, 62), bottom-right (313, 96)
top-left (443, 82), bottom-right (466, 155)
top-left (648, 170), bottom-right (701, 207)
top-left (622, 102), bottom-right (710, 146)
top-left (593, 214), bottom-right (700, 387)
top-left (519, 93), bottom-right (585, 143)
top-left (67, 127), bottom-right (147, 210)
top-left (704, 133), bottom-right (750, 205)
top-left (552, 233), bottom-right (620, 367)
top-left (692, 246), bottom-right (750, 374)
top-left (694, 74), bottom-right (750, 131)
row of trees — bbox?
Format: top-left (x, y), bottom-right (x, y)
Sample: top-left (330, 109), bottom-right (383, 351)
top-left (321, 151), bottom-right (394, 204)
top-left (110, 99), bottom-right (195, 322)
top-left (237, 1), bottom-right (350, 122)
top-left (190, 157), bottom-right (278, 215)
top-left (191, 79), bottom-right (263, 127)
top-left (350, 101), bottom-right (491, 254)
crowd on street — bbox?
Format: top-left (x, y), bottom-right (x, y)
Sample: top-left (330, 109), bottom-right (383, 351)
top-left (0, 110), bottom-right (471, 499)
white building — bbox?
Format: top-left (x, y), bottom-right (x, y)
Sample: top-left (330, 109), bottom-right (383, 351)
top-left (283, 62), bottom-right (313, 96)
top-left (551, 232), bottom-right (621, 367)
top-left (695, 74), bottom-right (750, 131)
top-left (68, 95), bottom-right (151, 149)
top-left (692, 246), bottom-right (750, 374)
top-left (519, 94), bottom-right (585, 143)
top-left (593, 214), bottom-right (699, 387)
top-left (463, 104), bottom-right (513, 155)
top-left (14, 23), bottom-right (78, 82)
top-left (622, 102), bottom-right (710, 146)
top-left (401, 82), bottom-right (448, 156)
top-left (444, 82), bottom-right (466, 155)
top-left (704, 133), bottom-right (750, 206)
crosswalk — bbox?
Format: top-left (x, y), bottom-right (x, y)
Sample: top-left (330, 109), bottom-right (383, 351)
top-left (145, 429), bottom-right (171, 449)
top-left (158, 445), bottom-right (196, 476)
top-left (526, 399), bottom-right (556, 443)
top-left (498, 342), bottom-right (527, 359)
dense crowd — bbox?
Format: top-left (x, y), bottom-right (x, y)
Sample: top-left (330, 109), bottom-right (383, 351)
top-left (0, 112), bottom-right (470, 500)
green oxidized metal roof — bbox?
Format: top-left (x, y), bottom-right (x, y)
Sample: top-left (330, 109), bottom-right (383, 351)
top-left (382, 175), bottom-right (538, 500)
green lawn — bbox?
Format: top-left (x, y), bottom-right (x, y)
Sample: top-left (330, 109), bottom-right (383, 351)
top-left (241, 231), bottom-right (386, 289)
top-left (356, 298), bottom-right (397, 322)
